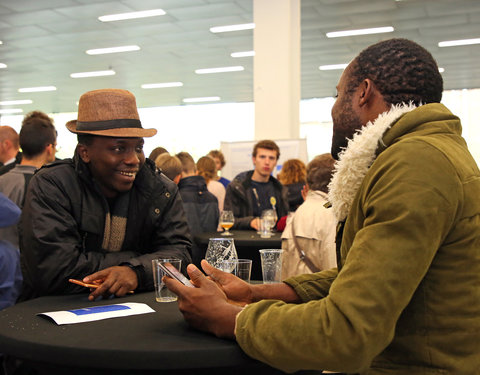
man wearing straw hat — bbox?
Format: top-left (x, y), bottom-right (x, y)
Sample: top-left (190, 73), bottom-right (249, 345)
top-left (19, 89), bottom-right (192, 301)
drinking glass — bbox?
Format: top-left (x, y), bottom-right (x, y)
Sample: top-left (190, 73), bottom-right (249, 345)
top-left (261, 209), bottom-right (277, 234)
top-left (219, 259), bottom-right (252, 283)
top-left (152, 258), bottom-right (182, 302)
top-left (219, 210), bottom-right (235, 236)
top-left (205, 238), bottom-right (238, 270)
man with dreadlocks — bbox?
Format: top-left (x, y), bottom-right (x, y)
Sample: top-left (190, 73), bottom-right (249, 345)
top-left (165, 39), bottom-right (480, 374)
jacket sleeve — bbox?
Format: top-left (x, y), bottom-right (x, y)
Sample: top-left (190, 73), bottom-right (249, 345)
top-left (125, 185), bottom-right (193, 290)
top-left (224, 184), bottom-right (255, 230)
top-left (235, 141), bottom-right (462, 373)
top-left (20, 172), bottom-right (138, 297)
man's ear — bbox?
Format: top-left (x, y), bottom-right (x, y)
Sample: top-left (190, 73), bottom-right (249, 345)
top-left (76, 144), bottom-right (90, 163)
top-left (358, 78), bottom-right (376, 108)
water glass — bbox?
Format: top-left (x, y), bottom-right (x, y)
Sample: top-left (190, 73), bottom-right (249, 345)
top-left (259, 249), bottom-right (283, 284)
top-left (152, 258), bottom-right (182, 302)
top-left (205, 238), bottom-right (238, 269)
top-left (219, 259), bottom-right (252, 283)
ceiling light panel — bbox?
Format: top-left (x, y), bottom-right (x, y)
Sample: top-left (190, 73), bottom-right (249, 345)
top-left (319, 64), bottom-right (349, 71)
top-left (195, 66), bottom-right (244, 74)
top-left (70, 70), bottom-right (116, 78)
top-left (326, 26), bottom-right (394, 38)
top-left (183, 97), bottom-right (221, 103)
top-left (18, 86), bottom-right (56, 93)
top-left (99, 9), bottom-right (166, 22)
top-left (0, 109), bottom-right (23, 114)
top-left (0, 99), bottom-right (32, 105)
top-left (0, 63), bottom-right (7, 69)
top-left (141, 82), bottom-right (183, 89)
top-left (438, 38), bottom-right (480, 47)
top-left (231, 51), bottom-right (255, 58)
top-left (86, 45), bottom-right (140, 55)
top-left (210, 23), bottom-right (255, 33)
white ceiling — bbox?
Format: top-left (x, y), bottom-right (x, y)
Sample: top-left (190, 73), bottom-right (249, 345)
top-left (0, 0), bottom-right (479, 115)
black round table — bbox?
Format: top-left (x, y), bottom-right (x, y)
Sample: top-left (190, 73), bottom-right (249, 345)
top-left (0, 291), bottom-right (285, 375)
top-left (193, 230), bottom-right (282, 280)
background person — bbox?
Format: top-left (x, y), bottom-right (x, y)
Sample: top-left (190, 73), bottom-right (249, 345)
top-left (197, 155), bottom-right (225, 212)
top-left (155, 153), bottom-right (182, 184)
top-left (165, 39), bottom-right (480, 374)
top-left (224, 140), bottom-right (288, 231)
top-left (277, 158), bottom-right (307, 212)
top-left (0, 192), bottom-right (22, 310)
top-left (176, 151), bottom-right (219, 267)
top-left (281, 154), bottom-right (336, 278)
top-left (207, 149), bottom-right (230, 188)
top-left (148, 146), bottom-right (168, 162)
top-left (0, 111), bottom-right (57, 248)
top-left (0, 126), bottom-right (21, 176)
top-left (19, 89), bottom-right (192, 301)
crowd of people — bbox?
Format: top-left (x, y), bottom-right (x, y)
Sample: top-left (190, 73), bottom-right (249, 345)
top-left (0, 38), bottom-right (479, 374)
top-left (0, 88), bottom-right (332, 307)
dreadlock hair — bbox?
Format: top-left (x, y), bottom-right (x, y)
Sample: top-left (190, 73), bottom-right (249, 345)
top-left (348, 38), bottom-right (443, 106)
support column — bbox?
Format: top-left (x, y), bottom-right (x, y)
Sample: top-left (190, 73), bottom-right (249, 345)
top-left (253, 0), bottom-right (300, 140)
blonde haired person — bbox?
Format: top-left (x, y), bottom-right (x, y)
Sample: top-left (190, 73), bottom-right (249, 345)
top-left (197, 156), bottom-right (225, 212)
top-left (155, 153), bottom-right (182, 184)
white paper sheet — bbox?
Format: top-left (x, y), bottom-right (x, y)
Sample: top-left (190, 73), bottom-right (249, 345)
top-left (38, 302), bottom-right (155, 325)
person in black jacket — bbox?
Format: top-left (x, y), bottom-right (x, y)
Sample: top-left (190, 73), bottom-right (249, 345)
top-left (224, 140), bottom-right (288, 230)
top-left (19, 89), bottom-right (192, 301)
top-left (175, 152), bottom-right (219, 267)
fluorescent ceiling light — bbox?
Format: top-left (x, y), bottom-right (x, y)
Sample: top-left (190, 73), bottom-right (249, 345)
top-left (0, 99), bottom-right (33, 105)
top-left (86, 45), bottom-right (140, 55)
top-left (141, 82), bottom-right (183, 89)
top-left (231, 51), bottom-right (255, 58)
top-left (438, 38), bottom-right (480, 47)
top-left (438, 67), bottom-right (445, 73)
top-left (99, 9), bottom-right (166, 22)
top-left (70, 70), bottom-right (115, 78)
top-left (0, 63), bottom-right (7, 69)
top-left (0, 109), bottom-right (23, 114)
top-left (195, 66), bottom-right (244, 74)
top-left (319, 63), bottom-right (349, 71)
top-left (327, 26), bottom-right (394, 38)
top-left (18, 86), bottom-right (56, 93)
top-left (183, 97), bottom-right (221, 103)
top-left (210, 23), bottom-right (255, 33)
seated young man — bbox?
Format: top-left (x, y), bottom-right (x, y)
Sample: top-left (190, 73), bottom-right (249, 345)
top-left (19, 89), bottom-right (192, 301)
top-left (224, 140), bottom-right (288, 231)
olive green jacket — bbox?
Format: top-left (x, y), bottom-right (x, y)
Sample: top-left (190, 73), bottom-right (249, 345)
top-left (235, 104), bottom-right (480, 374)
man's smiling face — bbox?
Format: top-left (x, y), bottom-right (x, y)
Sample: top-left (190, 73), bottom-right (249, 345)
top-left (78, 136), bottom-right (145, 198)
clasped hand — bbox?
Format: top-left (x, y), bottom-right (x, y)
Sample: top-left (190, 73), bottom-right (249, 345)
top-left (164, 260), bottom-right (251, 339)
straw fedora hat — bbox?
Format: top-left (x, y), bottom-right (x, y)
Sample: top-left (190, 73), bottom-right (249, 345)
top-left (66, 88), bottom-right (157, 137)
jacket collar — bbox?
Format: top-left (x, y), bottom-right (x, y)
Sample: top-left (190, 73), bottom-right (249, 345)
top-left (328, 103), bottom-right (417, 222)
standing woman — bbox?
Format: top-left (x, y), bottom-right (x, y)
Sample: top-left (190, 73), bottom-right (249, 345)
top-left (277, 159), bottom-right (307, 212)
top-left (197, 156), bottom-right (226, 212)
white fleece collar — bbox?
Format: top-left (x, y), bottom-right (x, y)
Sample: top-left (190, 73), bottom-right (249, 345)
top-left (328, 103), bottom-right (418, 222)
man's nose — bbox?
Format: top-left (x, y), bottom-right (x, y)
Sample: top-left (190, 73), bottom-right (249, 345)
top-left (124, 149), bottom-right (140, 164)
